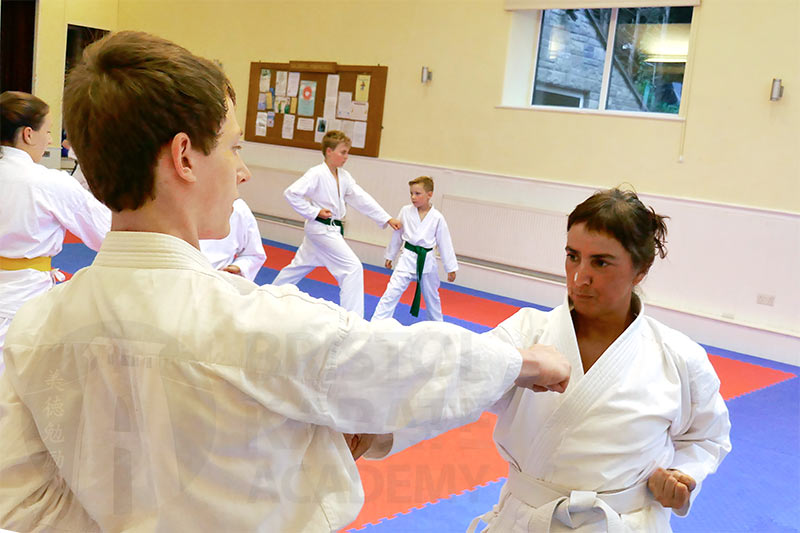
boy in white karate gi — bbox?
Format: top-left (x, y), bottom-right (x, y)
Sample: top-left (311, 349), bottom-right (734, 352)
top-left (272, 131), bottom-right (401, 317)
top-left (372, 176), bottom-right (457, 321)
top-left (0, 31), bottom-right (571, 533)
top-left (199, 197), bottom-right (266, 281)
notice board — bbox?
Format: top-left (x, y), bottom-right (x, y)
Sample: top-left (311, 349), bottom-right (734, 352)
top-left (245, 61), bottom-right (388, 157)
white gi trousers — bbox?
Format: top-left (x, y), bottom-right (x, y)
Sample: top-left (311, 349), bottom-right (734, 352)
top-left (272, 228), bottom-right (365, 317)
top-left (372, 270), bottom-right (443, 321)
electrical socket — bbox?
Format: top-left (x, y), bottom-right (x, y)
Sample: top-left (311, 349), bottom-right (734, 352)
top-left (756, 294), bottom-right (775, 306)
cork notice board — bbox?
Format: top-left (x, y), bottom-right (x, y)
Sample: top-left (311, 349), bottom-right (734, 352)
top-left (245, 61), bottom-right (388, 157)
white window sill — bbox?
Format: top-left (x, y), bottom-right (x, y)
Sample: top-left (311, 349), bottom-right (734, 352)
top-left (496, 104), bottom-right (686, 122)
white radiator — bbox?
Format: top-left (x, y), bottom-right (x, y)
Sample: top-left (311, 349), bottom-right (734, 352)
top-left (440, 194), bottom-right (567, 277)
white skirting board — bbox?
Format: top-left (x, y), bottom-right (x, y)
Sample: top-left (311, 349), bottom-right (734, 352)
top-left (255, 218), bottom-right (799, 366)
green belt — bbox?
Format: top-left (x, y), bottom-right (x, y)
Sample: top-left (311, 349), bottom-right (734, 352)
top-left (315, 216), bottom-right (343, 236)
top-left (404, 241), bottom-right (433, 317)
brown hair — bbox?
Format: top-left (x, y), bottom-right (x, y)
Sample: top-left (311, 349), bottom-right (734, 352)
top-left (0, 91), bottom-right (49, 148)
top-left (63, 31), bottom-right (235, 211)
top-left (408, 175), bottom-right (434, 193)
top-left (567, 187), bottom-right (668, 273)
top-left (321, 130), bottom-right (350, 156)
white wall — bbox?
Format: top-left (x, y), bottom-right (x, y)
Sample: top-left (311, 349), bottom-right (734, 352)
top-left (240, 142), bottom-right (799, 366)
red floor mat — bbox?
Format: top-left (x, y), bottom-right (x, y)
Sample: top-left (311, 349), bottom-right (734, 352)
top-left (265, 244), bottom-right (520, 327)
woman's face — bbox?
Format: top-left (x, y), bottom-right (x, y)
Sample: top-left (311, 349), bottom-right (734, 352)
top-left (22, 112), bottom-right (52, 163)
top-left (565, 222), bottom-right (645, 321)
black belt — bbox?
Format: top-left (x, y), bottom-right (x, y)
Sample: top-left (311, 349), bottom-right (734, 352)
top-left (315, 216), bottom-right (344, 236)
top-left (404, 241), bottom-right (433, 317)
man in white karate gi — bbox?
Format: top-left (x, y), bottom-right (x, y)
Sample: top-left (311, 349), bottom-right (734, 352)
top-left (0, 31), bottom-right (571, 533)
top-left (272, 130), bottom-right (401, 318)
top-left (199, 197), bottom-right (267, 281)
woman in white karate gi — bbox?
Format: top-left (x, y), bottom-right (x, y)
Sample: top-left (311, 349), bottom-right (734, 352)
top-left (199, 197), bottom-right (266, 281)
top-left (468, 188), bottom-right (731, 532)
top-left (0, 91), bottom-right (110, 371)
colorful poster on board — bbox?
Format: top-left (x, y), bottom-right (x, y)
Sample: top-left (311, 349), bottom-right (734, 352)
top-left (355, 74), bottom-right (371, 102)
top-left (257, 93), bottom-right (267, 111)
top-left (298, 80), bottom-right (317, 116)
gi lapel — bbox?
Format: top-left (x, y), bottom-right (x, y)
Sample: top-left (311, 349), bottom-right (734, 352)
top-left (524, 296), bottom-right (645, 472)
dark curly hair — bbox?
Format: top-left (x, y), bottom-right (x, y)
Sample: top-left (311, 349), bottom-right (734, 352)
top-left (567, 187), bottom-right (669, 273)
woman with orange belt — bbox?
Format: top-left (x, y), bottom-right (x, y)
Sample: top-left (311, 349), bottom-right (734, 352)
top-left (0, 91), bottom-right (110, 372)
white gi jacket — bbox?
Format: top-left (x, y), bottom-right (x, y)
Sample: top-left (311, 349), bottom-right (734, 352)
top-left (285, 163), bottom-right (391, 233)
top-left (472, 296), bottom-right (731, 532)
top-left (199, 198), bottom-right (266, 281)
top-left (0, 231), bottom-right (523, 532)
top-left (0, 146), bottom-right (110, 369)
top-left (385, 204), bottom-right (458, 275)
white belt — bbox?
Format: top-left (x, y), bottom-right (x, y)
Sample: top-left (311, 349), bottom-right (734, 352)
top-left (468, 467), bottom-right (650, 532)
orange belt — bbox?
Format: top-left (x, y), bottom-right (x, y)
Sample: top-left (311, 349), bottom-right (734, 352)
top-left (0, 256), bottom-right (52, 272)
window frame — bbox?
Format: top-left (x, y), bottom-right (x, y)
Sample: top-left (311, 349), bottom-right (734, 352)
top-left (517, 6), bottom-right (694, 120)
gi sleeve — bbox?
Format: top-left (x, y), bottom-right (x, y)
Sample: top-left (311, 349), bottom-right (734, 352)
top-left (384, 210), bottom-right (404, 262)
top-left (667, 341), bottom-right (732, 517)
top-left (342, 179), bottom-right (391, 227)
top-left (227, 284), bottom-right (522, 437)
top-left (40, 170), bottom-right (110, 252)
top-left (229, 200), bottom-right (267, 281)
top-left (435, 215), bottom-right (458, 273)
top-left (284, 170), bottom-right (324, 221)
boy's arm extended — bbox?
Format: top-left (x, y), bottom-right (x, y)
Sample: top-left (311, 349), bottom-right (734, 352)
top-left (342, 180), bottom-right (392, 227)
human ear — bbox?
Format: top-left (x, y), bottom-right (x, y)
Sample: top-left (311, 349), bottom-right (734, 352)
top-left (632, 268), bottom-right (647, 286)
top-left (170, 132), bottom-right (196, 184)
top-left (21, 126), bottom-right (34, 145)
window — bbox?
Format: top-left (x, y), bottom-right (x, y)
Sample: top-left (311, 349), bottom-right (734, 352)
top-left (530, 7), bottom-right (693, 115)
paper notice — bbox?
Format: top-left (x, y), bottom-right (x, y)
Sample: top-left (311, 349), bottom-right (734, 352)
top-left (259, 69), bottom-right (271, 92)
top-left (282, 114), bottom-right (295, 139)
top-left (287, 72), bottom-right (300, 97)
top-left (323, 96), bottom-right (337, 119)
top-left (350, 101), bottom-right (368, 121)
top-left (337, 91), bottom-right (352, 118)
top-left (352, 121), bottom-right (367, 148)
top-left (326, 74), bottom-right (340, 99)
top-left (340, 119), bottom-right (355, 140)
top-left (297, 117), bottom-right (314, 131)
top-left (255, 112), bottom-right (268, 137)
top-left (275, 71), bottom-right (288, 96)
